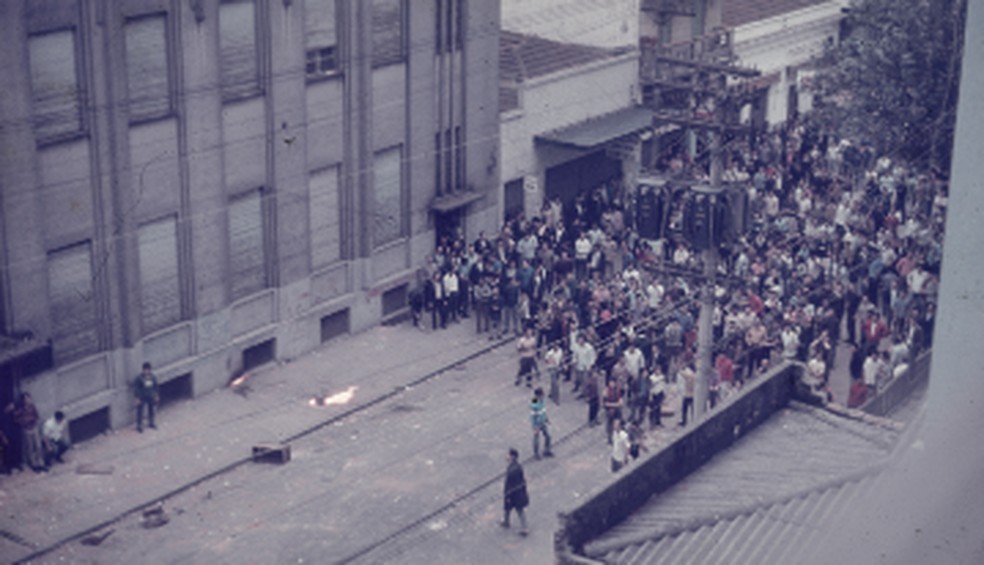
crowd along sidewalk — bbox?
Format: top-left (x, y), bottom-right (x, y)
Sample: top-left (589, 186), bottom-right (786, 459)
top-left (0, 319), bottom-right (506, 563)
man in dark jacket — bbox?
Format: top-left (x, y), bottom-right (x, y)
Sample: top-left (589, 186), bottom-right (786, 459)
top-left (501, 448), bottom-right (529, 536)
top-left (134, 362), bottom-right (159, 432)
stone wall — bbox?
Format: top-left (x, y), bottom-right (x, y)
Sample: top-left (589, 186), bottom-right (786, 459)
top-left (862, 350), bottom-right (932, 418)
top-left (555, 362), bottom-right (803, 560)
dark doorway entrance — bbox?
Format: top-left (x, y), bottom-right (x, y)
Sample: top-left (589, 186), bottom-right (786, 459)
top-left (545, 151), bottom-right (622, 222)
top-left (434, 208), bottom-right (465, 247)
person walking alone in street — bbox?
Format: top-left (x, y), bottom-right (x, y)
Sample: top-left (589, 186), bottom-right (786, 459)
top-left (134, 362), bottom-right (159, 432)
top-left (501, 448), bottom-right (529, 536)
top-left (530, 388), bottom-right (554, 459)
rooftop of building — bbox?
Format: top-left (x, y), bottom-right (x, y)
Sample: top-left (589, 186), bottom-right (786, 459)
top-left (584, 401), bottom-right (902, 564)
top-left (722, 0), bottom-right (836, 28)
top-left (500, 30), bottom-right (630, 111)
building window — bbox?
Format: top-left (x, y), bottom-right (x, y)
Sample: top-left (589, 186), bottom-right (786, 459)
top-left (48, 242), bottom-right (98, 363)
top-left (454, 125), bottom-right (464, 191)
top-left (372, 0), bottom-right (404, 67)
top-left (228, 189), bottom-right (268, 299)
top-left (28, 29), bottom-right (83, 143)
top-left (138, 216), bottom-right (182, 333)
top-left (309, 165), bottom-right (341, 269)
top-left (305, 0), bottom-right (339, 79)
top-left (436, 0), bottom-right (464, 53)
top-left (444, 129), bottom-right (453, 193)
top-left (124, 15), bottom-right (172, 122)
top-left (219, 0), bottom-right (260, 100)
top-left (373, 146), bottom-right (404, 246)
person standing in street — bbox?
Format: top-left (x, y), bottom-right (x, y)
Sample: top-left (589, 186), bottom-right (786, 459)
top-left (610, 418), bottom-right (631, 472)
top-left (544, 343), bottom-right (563, 405)
top-left (515, 327), bottom-right (538, 387)
top-left (530, 388), bottom-right (554, 459)
top-left (8, 392), bottom-right (44, 472)
top-left (501, 448), bottom-right (529, 536)
top-left (585, 369), bottom-right (601, 427)
top-left (134, 362), bottom-right (159, 432)
top-left (648, 365), bottom-right (666, 429)
top-left (42, 410), bottom-right (69, 467)
top-left (679, 363), bottom-right (696, 427)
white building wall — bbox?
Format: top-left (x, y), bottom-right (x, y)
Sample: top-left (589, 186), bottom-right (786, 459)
top-left (501, 0), bottom-right (639, 48)
top-left (500, 53), bottom-right (639, 219)
top-left (731, 1), bottom-right (845, 126)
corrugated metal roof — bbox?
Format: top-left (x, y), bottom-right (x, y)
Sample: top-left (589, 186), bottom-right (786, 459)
top-left (535, 106), bottom-right (655, 150)
top-left (722, 0), bottom-right (835, 29)
top-left (585, 402), bottom-right (900, 564)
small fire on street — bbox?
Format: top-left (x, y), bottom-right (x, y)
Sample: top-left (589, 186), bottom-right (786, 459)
top-left (309, 385), bottom-right (357, 407)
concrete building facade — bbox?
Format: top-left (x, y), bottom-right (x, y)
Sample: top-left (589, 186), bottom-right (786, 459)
top-left (0, 0), bottom-right (500, 437)
top-left (499, 30), bottom-right (642, 222)
top-left (723, 0), bottom-right (847, 127)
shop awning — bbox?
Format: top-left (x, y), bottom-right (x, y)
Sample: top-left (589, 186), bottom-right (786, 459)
top-left (430, 189), bottom-right (484, 212)
top-left (535, 106), bottom-right (656, 150)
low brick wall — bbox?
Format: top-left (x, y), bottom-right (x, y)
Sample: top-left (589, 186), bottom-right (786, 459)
top-left (555, 362), bottom-right (804, 561)
top-left (862, 350), bottom-right (931, 418)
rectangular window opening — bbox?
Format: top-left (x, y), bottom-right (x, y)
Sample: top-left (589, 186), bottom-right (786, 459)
top-left (124, 14), bottom-right (172, 122)
top-left (29, 29), bottom-right (83, 143)
top-left (305, 0), bottom-right (339, 80)
top-left (320, 309), bottom-right (350, 343)
top-left (371, 0), bottom-right (404, 67)
top-left (220, 0), bottom-right (260, 100)
top-left (243, 338), bottom-right (276, 371)
top-left (381, 284), bottom-right (408, 320)
top-left (68, 407), bottom-right (110, 444)
top-left (158, 373), bottom-right (193, 407)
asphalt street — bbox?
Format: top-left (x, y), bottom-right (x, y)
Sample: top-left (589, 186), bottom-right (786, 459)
top-left (0, 318), bottom-right (858, 564)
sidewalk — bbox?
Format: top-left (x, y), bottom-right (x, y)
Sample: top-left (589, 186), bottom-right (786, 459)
top-left (0, 319), bottom-right (513, 563)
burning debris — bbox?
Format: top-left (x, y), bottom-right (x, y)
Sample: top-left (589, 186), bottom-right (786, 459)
top-left (228, 372), bottom-right (252, 397)
top-left (309, 385), bottom-right (357, 407)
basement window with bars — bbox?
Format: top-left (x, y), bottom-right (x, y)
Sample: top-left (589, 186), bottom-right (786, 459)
top-left (305, 0), bottom-right (339, 80)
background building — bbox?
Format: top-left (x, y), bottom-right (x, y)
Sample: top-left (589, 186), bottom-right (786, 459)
top-left (0, 0), bottom-right (500, 438)
top-left (723, 0), bottom-right (847, 127)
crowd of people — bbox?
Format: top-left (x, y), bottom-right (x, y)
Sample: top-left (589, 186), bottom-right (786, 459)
top-left (415, 116), bottom-right (945, 470)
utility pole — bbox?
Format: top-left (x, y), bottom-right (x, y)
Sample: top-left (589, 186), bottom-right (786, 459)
top-left (694, 121), bottom-right (723, 419)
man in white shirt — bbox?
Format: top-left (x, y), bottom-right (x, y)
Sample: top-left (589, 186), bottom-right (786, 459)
top-left (622, 343), bottom-right (645, 384)
top-left (610, 418), bottom-right (631, 473)
top-left (570, 334), bottom-right (597, 394)
top-left (42, 410), bottom-right (69, 467)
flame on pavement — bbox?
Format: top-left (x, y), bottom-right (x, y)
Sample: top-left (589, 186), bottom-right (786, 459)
top-left (309, 385), bottom-right (357, 407)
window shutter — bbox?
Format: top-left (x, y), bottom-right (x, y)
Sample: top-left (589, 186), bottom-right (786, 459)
top-left (138, 216), bottom-right (181, 333)
top-left (371, 0), bottom-right (403, 66)
top-left (305, 0), bottom-right (336, 49)
top-left (28, 30), bottom-right (82, 141)
top-left (309, 166), bottom-right (341, 269)
top-left (229, 190), bottom-right (266, 299)
top-left (125, 16), bottom-right (170, 121)
top-left (220, 0), bottom-right (259, 98)
top-left (373, 146), bottom-right (402, 245)
top-left (48, 243), bottom-right (98, 363)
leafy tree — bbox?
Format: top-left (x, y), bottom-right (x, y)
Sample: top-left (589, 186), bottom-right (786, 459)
top-left (813, 0), bottom-right (966, 170)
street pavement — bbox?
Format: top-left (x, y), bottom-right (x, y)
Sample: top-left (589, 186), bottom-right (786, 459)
top-left (0, 317), bottom-right (859, 564)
